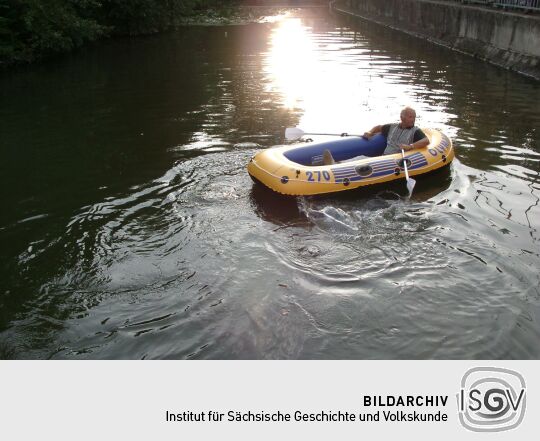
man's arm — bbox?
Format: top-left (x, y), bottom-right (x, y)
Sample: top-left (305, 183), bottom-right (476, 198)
top-left (363, 125), bottom-right (382, 139)
top-left (401, 137), bottom-right (429, 151)
top-left (363, 124), bottom-right (389, 139)
top-left (401, 129), bottom-right (429, 151)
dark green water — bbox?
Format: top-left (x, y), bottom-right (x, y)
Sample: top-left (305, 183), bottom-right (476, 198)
top-left (1, 8), bottom-right (539, 359)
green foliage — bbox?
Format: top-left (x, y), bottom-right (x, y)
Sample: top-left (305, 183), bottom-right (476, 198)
top-left (100, 0), bottom-right (179, 35)
top-left (98, 1), bottom-right (237, 34)
top-left (0, 0), bottom-right (237, 66)
top-left (1, 0), bottom-right (107, 63)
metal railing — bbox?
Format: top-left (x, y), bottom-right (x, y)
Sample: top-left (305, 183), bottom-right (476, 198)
top-left (459, 1), bottom-right (495, 5)
top-left (493, 0), bottom-right (540, 11)
top-left (440, 0), bottom-right (540, 12)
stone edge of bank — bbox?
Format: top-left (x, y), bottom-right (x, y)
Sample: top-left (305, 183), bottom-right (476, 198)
top-left (331, 0), bottom-right (540, 81)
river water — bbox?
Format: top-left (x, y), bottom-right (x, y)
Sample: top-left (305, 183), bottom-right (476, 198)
top-left (1, 8), bottom-right (539, 359)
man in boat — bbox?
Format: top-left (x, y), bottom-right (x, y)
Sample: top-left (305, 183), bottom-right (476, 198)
top-left (322, 106), bottom-right (429, 165)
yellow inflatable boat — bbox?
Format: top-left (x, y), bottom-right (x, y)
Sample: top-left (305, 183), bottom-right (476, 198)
top-left (247, 128), bottom-right (454, 196)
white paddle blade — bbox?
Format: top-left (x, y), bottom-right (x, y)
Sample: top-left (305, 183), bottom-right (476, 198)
top-left (407, 177), bottom-right (416, 195)
top-left (285, 127), bottom-right (304, 140)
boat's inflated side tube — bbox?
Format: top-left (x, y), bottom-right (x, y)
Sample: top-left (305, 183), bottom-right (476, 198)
top-left (283, 134), bottom-right (387, 165)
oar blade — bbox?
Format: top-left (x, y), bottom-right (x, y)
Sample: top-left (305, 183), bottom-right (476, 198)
top-left (406, 177), bottom-right (416, 195)
top-left (285, 127), bottom-right (304, 140)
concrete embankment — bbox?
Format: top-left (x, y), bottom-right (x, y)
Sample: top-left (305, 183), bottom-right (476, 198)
top-left (331, 0), bottom-right (540, 80)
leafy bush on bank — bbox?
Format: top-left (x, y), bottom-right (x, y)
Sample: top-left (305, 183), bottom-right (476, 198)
top-left (0, 0), bottom-right (237, 66)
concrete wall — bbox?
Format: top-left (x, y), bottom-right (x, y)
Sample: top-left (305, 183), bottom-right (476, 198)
top-left (332, 0), bottom-right (540, 80)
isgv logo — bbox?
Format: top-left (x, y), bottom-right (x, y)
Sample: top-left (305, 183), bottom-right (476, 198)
top-left (457, 367), bottom-right (526, 432)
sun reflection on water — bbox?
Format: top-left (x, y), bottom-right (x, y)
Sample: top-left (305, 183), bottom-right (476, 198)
top-left (263, 17), bottom-right (455, 136)
top-left (264, 18), bottom-right (318, 109)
